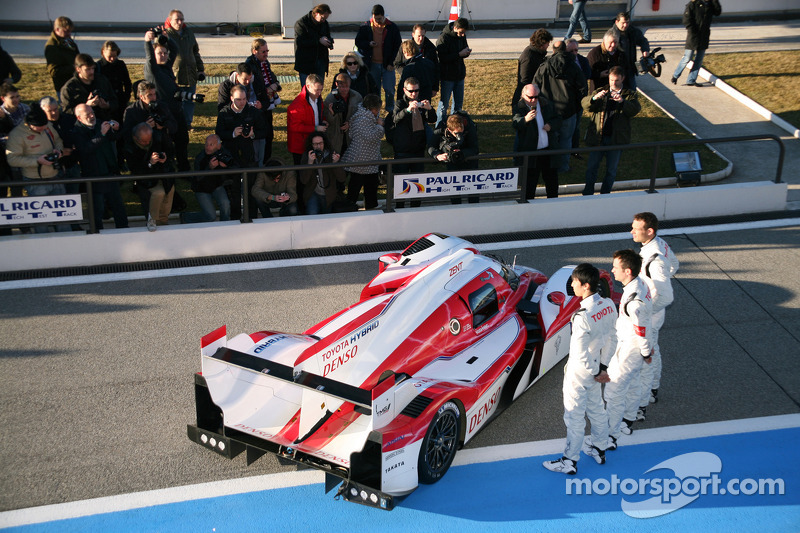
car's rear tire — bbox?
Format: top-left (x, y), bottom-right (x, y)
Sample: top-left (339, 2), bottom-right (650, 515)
top-left (418, 401), bottom-right (460, 484)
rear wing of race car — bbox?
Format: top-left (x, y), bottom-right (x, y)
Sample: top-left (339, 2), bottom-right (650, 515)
top-left (188, 326), bottom-right (397, 509)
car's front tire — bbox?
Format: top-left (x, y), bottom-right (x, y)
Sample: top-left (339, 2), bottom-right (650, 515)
top-left (418, 401), bottom-right (460, 484)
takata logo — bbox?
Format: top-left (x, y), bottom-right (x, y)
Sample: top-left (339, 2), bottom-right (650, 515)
top-left (566, 452), bottom-right (785, 518)
top-left (401, 178), bottom-right (425, 195)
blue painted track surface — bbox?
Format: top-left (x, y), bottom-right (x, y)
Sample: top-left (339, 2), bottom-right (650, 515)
top-left (4, 423), bottom-right (798, 532)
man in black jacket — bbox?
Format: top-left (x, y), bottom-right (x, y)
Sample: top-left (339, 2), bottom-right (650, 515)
top-left (246, 39), bottom-right (282, 165)
top-left (395, 25), bottom-right (439, 78)
top-left (610, 13), bottom-right (650, 91)
top-left (294, 4), bottom-right (333, 86)
top-left (534, 40), bottom-right (587, 173)
top-left (125, 122), bottom-right (176, 230)
top-left (72, 103), bottom-right (128, 229)
top-left (672, 0), bottom-right (722, 86)
top-left (355, 4), bottom-right (402, 111)
top-left (393, 77), bottom-right (435, 208)
top-left (512, 84), bottom-right (562, 199)
top-left (396, 40), bottom-right (438, 103)
top-left (436, 18), bottom-right (471, 126)
top-left (123, 82), bottom-right (177, 144)
top-left (60, 54), bottom-right (117, 122)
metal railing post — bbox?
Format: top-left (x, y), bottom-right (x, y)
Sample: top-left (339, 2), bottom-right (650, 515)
top-left (85, 181), bottom-right (98, 234)
top-left (517, 154), bottom-right (529, 203)
top-left (241, 170), bottom-right (251, 223)
top-left (384, 162), bottom-right (395, 213)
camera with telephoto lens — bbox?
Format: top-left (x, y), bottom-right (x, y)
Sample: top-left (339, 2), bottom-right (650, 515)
top-left (212, 150), bottom-right (234, 166)
top-left (173, 90), bottom-right (205, 103)
top-left (43, 152), bottom-right (61, 170)
top-left (637, 47), bottom-right (667, 77)
top-left (241, 122), bottom-right (252, 137)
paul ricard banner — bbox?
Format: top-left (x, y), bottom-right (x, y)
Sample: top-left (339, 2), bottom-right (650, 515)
top-left (0, 194), bottom-right (84, 226)
top-left (393, 167), bottom-right (519, 200)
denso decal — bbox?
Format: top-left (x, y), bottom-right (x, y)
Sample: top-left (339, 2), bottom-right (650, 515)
top-left (590, 306), bottom-right (615, 322)
top-left (350, 320), bottom-right (379, 344)
top-left (233, 423), bottom-right (275, 440)
top-left (253, 334), bottom-right (290, 353)
top-left (469, 385), bottom-right (502, 433)
top-left (322, 345), bottom-right (358, 376)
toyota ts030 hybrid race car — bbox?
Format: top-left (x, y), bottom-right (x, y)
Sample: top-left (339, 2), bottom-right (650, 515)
top-left (187, 233), bottom-right (620, 510)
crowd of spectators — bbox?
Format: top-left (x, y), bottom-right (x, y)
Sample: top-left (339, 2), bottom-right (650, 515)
top-left (0, 3), bottom-right (715, 233)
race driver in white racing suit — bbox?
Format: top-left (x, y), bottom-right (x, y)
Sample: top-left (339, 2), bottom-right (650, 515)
top-left (605, 249), bottom-right (652, 449)
top-left (631, 212), bottom-right (679, 419)
top-left (543, 263), bottom-right (618, 475)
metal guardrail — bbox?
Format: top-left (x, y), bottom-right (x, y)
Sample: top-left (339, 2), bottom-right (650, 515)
top-left (2, 134), bottom-right (784, 234)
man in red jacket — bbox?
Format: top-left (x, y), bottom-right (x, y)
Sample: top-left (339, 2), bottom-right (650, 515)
top-left (287, 74), bottom-right (327, 165)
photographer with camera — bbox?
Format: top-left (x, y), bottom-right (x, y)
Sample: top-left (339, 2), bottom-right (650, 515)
top-left (324, 73), bottom-right (362, 156)
top-left (216, 84), bottom-right (266, 221)
top-left (123, 81), bottom-right (177, 144)
top-left (294, 4), bottom-right (334, 87)
top-left (180, 134), bottom-right (234, 224)
top-left (218, 63), bottom-right (270, 168)
top-left (298, 132), bottom-right (345, 215)
top-left (60, 54), bottom-right (118, 123)
top-left (164, 10), bottom-right (205, 128)
top-left (143, 27), bottom-right (195, 172)
top-left (72, 103), bottom-right (128, 229)
top-left (609, 12), bottom-right (650, 91)
top-left (393, 77), bottom-right (436, 208)
top-left (251, 158), bottom-right (298, 218)
top-left (428, 111), bottom-right (479, 204)
top-left (5, 105), bottom-right (70, 232)
top-left (124, 122), bottom-right (176, 231)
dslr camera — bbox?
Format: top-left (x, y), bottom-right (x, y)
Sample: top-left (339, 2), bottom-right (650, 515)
top-left (241, 122), bottom-right (252, 137)
top-left (212, 150), bottom-right (234, 166)
top-left (330, 89), bottom-right (347, 115)
top-left (312, 149), bottom-right (325, 163)
top-left (147, 102), bottom-right (166, 127)
top-left (43, 152), bottom-right (62, 171)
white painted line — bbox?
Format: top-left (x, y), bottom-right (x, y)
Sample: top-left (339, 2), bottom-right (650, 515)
top-left (1, 218), bottom-right (798, 291)
top-left (1, 413), bottom-right (797, 528)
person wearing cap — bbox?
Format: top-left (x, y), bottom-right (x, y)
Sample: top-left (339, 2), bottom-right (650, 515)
top-left (5, 105), bottom-right (70, 232)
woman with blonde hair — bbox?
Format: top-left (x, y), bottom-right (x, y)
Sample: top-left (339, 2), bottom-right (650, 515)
top-left (334, 52), bottom-right (377, 100)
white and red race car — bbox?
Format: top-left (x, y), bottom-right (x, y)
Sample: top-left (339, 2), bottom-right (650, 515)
top-left (187, 233), bottom-right (619, 509)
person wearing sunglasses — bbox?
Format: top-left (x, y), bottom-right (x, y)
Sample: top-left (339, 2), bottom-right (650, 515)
top-left (334, 52), bottom-right (377, 101)
top-left (512, 83), bottom-right (561, 199)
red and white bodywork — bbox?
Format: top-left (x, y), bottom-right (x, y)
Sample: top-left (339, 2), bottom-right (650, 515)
top-left (188, 233), bottom-right (619, 509)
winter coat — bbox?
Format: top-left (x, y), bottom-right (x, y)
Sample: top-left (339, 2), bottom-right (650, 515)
top-left (0, 46), bottom-right (22, 84)
top-left (165, 21), bottom-right (204, 86)
top-left (192, 146), bottom-right (237, 194)
top-left (436, 22), bottom-right (469, 82)
top-left (586, 43), bottom-right (626, 92)
top-left (355, 18), bottom-right (402, 69)
top-left (512, 95), bottom-right (561, 156)
top-left (333, 67), bottom-right (377, 99)
top-left (298, 151), bottom-right (346, 207)
top-left (397, 55), bottom-right (439, 102)
top-left (143, 37), bottom-right (183, 119)
top-left (287, 85), bottom-right (324, 155)
top-left (44, 32), bottom-right (79, 93)
top-left (609, 24), bottom-right (650, 76)
top-left (71, 121), bottom-right (119, 177)
top-left (245, 54), bottom-right (281, 109)
top-left (323, 89), bottom-right (362, 156)
top-left (427, 111), bottom-right (479, 171)
top-left (582, 86), bottom-right (641, 146)
top-left (124, 134), bottom-right (175, 191)
top-left (341, 105), bottom-right (384, 174)
top-left (533, 51), bottom-right (588, 118)
top-left (294, 11), bottom-right (332, 74)
top-left (6, 123), bottom-right (64, 179)
top-left (123, 99), bottom-right (177, 139)
top-left (251, 161), bottom-right (298, 204)
top-left (394, 36), bottom-right (439, 72)
top-left (391, 96), bottom-right (436, 154)
top-left (59, 72), bottom-right (119, 122)
top-left (683, 0), bottom-right (722, 50)
top-left (513, 45), bottom-right (548, 107)
top-left (97, 58), bottom-right (132, 120)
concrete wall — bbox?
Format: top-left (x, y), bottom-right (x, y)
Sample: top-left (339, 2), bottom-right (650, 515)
top-left (6, 0), bottom-right (798, 28)
top-left (0, 181), bottom-right (787, 272)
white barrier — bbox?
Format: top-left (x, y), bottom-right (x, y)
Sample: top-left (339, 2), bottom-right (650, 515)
top-left (0, 181), bottom-right (787, 272)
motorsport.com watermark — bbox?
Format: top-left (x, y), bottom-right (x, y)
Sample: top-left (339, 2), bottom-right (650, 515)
top-left (565, 452), bottom-right (786, 518)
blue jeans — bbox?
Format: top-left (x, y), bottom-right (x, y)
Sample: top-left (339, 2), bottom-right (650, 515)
top-left (182, 84), bottom-right (196, 126)
top-left (436, 79), bottom-right (464, 126)
top-left (555, 113), bottom-right (577, 172)
top-left (564, 1), bottom-right (591, 41)
top-left (183, 186), bottom-right (231, 223)
top-left (673, 48), bottom-right (706, 84)
top-left (299, 60), bottom-right (328, 88)
top-left (369, 63), bottom-right (397, 110)
top-left (24, 180), bottom-right (71, 233)
top-left (305, 193), bottom-right (328, 215)
top-left (583, 136), bottom-right (622, 195)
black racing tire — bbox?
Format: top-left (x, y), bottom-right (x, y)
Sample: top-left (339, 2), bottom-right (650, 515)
top-left (418, 401), bottom-right (460, 484)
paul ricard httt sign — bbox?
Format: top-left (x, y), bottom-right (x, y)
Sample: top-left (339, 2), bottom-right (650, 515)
top-left (393, 168), bottom-right (519, 200)
top-left (0, 194), bottom-right (84, 226)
